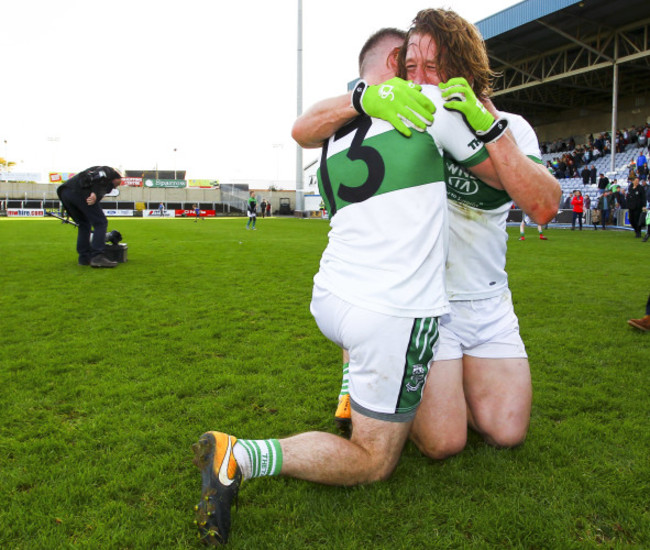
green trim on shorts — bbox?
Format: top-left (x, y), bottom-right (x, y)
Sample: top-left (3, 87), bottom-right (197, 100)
top-left (395, 317), bottom-right (439, 414)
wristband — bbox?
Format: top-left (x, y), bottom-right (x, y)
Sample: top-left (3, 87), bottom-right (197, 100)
top-left (476, 118), bottom-right (508, 144)
top-left (351, 79), bottom-right (368, 115)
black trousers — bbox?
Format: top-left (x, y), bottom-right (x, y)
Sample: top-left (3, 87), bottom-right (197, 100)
top-left (58, 187), bottom-right (108, 261)
top-left (629, 208), bottom-right (643, 235)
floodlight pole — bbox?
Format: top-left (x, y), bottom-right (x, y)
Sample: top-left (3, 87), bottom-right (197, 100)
top-left (3, 140), bottom-right (7, 183)
top-left (295, 0), bottom-right (304, 214)
top-left (610, 39), bottom-right (619, 175)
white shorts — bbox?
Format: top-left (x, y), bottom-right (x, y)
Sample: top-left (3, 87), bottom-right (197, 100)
top-left (310, 285), bottom-right (439, 422)
top-left (435, 290), bottom-right (527, 361)
top-left (247, 211), bottom-right (256, 218)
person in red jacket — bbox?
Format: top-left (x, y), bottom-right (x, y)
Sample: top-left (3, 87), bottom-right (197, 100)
top-left (571, 189), bottom-right (584, 230)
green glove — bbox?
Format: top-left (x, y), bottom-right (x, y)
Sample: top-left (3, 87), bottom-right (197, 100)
top-left (439, 77), bottom-right (508, 143)
top-left (439, 77), bottom-right (494, 131)
top-left (351, 77), bottom-right (435, 137)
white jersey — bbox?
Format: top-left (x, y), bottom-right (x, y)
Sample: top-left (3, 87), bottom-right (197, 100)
top-left (314, 85), bottom-right (488, 318)
top-left (444, 113), bottom-right (542, 300)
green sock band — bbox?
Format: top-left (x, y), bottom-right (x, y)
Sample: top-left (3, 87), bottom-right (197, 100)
top-left (339, 362), bottom-right (350, 398)
top-left (237, 438), bottom-right (283, 478)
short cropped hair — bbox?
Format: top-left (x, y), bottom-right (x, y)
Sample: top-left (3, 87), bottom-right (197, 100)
top-left (358, 27), bottom-right (406, 76)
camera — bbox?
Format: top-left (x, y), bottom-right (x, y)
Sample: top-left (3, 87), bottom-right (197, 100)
top-left (103, 230), bottom-right (128, 263)
top-left (87, 169), bottom-right (107, 182)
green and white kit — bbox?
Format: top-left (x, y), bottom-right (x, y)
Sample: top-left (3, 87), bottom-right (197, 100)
top-left (444, 113), bottom-right (542, 301)
top-left (315, 85), bottom-right (488, 319)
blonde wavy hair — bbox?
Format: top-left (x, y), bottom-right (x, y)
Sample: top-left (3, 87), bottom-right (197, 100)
top-left (397, 8), bottom-right (497, 98)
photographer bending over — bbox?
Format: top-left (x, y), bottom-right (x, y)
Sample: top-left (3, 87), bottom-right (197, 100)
top-left (56, 166), bottom-right (122, 267)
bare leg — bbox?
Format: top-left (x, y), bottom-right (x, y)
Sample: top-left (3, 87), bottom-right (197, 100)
top-left (410, 359), bottom-right (467, 460)
top-left (280, 410), bottom-right (411, 485)
top-left (463, 356), bottom-right (531, 448)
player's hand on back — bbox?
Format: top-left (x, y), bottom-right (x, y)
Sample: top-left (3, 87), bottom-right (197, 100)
top-left (353, 77), bottom-right (435, 137)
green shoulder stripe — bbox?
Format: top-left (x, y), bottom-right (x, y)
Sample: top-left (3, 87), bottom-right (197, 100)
top-left (317, 117), bottom-right (444, 215)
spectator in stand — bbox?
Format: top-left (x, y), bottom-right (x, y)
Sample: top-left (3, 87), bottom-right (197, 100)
top-left (629, 127), bottom-right (638, 145)
top-left (572, 147), bottom-right (584, 169)
top-left (636, 151), bottom-right (647, 170)
top-left (584, 194), bottom-right (591, 211)
top-left (594, 134), bottom-right (605, 154)
top-left (589, 165), bottom-right (597, 185)
top-left (639, 161), bottom-right (648, 179)
top-left (636, 151), bottom-right (648, 179)
top-left (581, 165), bottom-right (591, 185)
top-left (565, 155), bottom-right (576, 177)
top-left (551, 158), bottom-right (560, 176)
top-left (638, 130), bottom-right (647, 148)
top-left (597, 173), bottom-right (609, 195)
top-left (546, 160), bottom-right (556, 176)
top-left (615, 130), bottom-right (624, 153)
top-left (628, 162), bottom-right (638, 180)
top-left (570, 189), bottom-right (584, 230)
top-left (597, 190), bottom-right (612, 229)
top-left (627, 177), bottom-right (646, 238)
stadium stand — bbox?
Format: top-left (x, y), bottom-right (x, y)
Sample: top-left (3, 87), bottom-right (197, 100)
top-left (1, 0), bottom-right (648, 225)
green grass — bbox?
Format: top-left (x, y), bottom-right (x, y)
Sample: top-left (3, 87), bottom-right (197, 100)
top-left (0, 217), bottom-right (648, 549)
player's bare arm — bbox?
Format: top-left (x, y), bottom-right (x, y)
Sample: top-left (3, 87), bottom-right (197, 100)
top-left (485, 132), bottom-right (561, 224)
top-left (293, 77), bottom-right (435, 149)
top-left (440, 78), bottom-right (561, 224)
top-left (292, 94), bottom-right (358, 149)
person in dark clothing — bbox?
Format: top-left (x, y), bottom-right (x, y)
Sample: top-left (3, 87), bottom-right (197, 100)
top-left (589, 165), bottom-right (597, 185)
top-left (597, 173), bottom-right (609, 194)
top-left (627, 178), bottom-right (647, 237)
top-left (597, 190), bottom-right (612, 229)
top-left (56, 166), bottom-right (122, 267)
top-left (580, 166), bottom-right (590, 185)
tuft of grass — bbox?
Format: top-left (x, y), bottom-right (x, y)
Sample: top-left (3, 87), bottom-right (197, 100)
top-left (0, 218), bottom-right (648, 549)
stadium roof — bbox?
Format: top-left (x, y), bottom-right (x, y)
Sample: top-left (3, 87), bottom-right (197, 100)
top-left (475, 0), bottom-right (650, 126)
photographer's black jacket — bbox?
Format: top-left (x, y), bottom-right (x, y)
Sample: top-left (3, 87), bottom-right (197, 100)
top-left (627, 183), bottom-right (647, 210)
top-left (56, 166), bottom-right (120, 202)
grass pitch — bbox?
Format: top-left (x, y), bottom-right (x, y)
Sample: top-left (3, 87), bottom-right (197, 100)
top-left (0, 217), bottom-right (648, 549)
